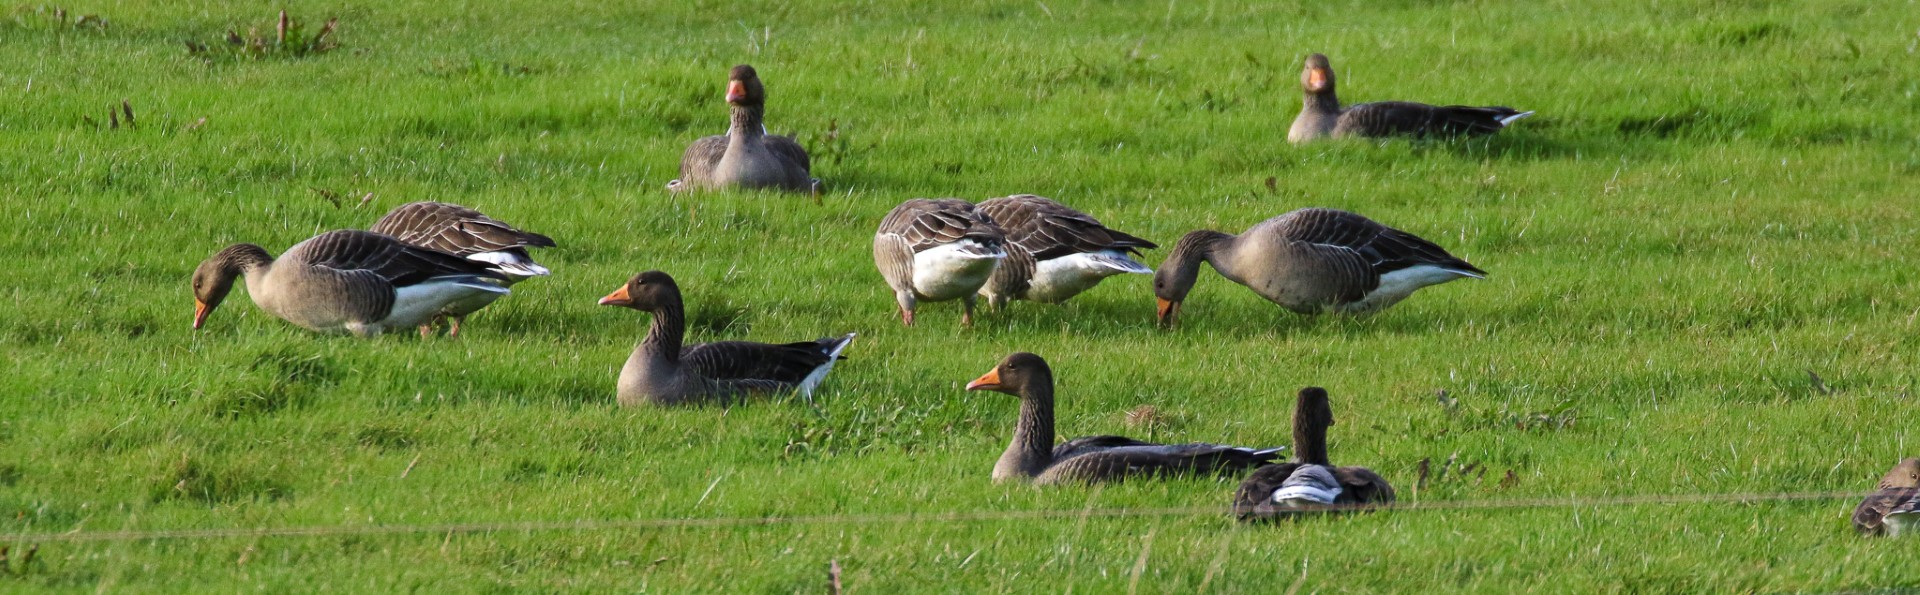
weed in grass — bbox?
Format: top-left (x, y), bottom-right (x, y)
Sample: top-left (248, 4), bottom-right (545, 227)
top-left (147, 453), bottom-right (291, 504)
top-left (6, 5), bottom-right (105, 31)
top-left (185, 10), bottom-right (337, 62)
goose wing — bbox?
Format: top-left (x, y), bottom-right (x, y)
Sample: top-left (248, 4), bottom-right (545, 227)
top-left (1274, 208), bottom-right (1485, 277)
top-left (876, 198), bottom-right (1006, 255)
top-left (1854, 486), bottom-right (1920, 535)
top-left (1336, 101), bottom-right (1527, 138)
top-left (1333, 465), bottom-right (1397, 505)
top-left (370, 201), bottom-right (555, 257)
top-left (1039, 441), bottom-right (1281, 484)
top-left (675, 135), bottom-right (729, 186)
top-left (682, 339), bottom-right (841, 387)
top-left (764, 133), bottom-right (813, 174)
top-left (292, 230), bottom-right (504, 288)
top-left (978, 195), bottom-right (1156, 261)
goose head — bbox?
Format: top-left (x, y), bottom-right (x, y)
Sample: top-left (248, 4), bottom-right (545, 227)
top-left (965, 352), bottom-right (1052, 400)
top-left (726, 64), bottom-right (766, 108)
top-left (1302, 53), bottom-right (1336, 95)
top-left (598, 270), bottom-right (683, 311)
top-left (191, 243), bottom-right (267, 330)
top-left (1882, 458), bottom-right (1920, 489)
top-left (1152, 230), bottom-right (1221, 328)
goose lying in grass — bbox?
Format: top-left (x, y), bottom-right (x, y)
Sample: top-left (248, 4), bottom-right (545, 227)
top-left (1854, 458), bottom-right (1920, 536)
top-left (191, 230), bottom-right (508, 337)
top-left (370, 201), bottom-right (554, 337)
top-left (976, 194), bottom-right (1157, 309)
top-left (965, 352), bottom-right (1282, 485)
top-left (1233, 387), bottom-right (1395, 520)
top-left (1153, 207), bottom-right (1484, 327)
top-left (1288, 53), bottom-right (1532, 144)
top-left (668, 64), bottom-right (818, 194)
top-left (873, 198), bottom-right (1007, 327)
top-left (598, 271), bottom-right (854, 407)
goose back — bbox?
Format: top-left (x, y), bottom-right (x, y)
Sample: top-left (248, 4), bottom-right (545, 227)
top-left (370, 201), bottom-right (555, 279)
top-left (978, 195), bottom-right (1156, 305)
top-left (1212, 208), bottom-right (1483, 314)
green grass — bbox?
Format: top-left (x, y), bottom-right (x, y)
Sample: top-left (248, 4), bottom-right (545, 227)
top-left (5, 0), bottom-right (1920, 590)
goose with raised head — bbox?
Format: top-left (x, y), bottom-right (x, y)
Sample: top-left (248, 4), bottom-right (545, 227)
top-left (976, 194), bottom-right (1157, 309)
top-left (965, 352), bottom-right (1283, 485)
top-left (598, 271), bottom-right (854, 407)
top-left (668, 64), bottom-right (818, 194)
top-left (1853, 458), bottom-right (1920, 536)
top-left (873, 198), bottom-right (1007, 326)
top-left (1288, 53), bottom-right (1532, 144)
top-left (1152, 208), bottom-right (1484, 327)
top-left (1233, 387), bottom-right (1395, 520)
top-left (370, 201), bottom-right (555, 337)
top-left (191, 230), bottom-right (510, 337)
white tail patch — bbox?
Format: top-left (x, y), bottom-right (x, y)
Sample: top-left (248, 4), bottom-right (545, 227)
top-left (1498, 111), bottom-right (1536, 127)
top-left (1888, 509), bottom-right (1919, 537)
top-left (1272, 465), bottom-right (1343, 506)
top-left (468, 251), bottom-right (551, 278)
top-left (797, 333), bottom-right (857, 399)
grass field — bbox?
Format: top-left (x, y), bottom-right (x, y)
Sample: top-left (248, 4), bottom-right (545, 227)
top-left (5, 0), bottom-right (1920, 591)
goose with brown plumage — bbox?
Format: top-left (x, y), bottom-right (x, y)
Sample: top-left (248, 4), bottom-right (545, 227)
top-left (598, 271), bottom-right (854, 407)
top-left (1288, 53), bottom-right (1532, 144)
top-left (873, 198), bottom-right (1008, 326)
top-left (1152, 208), bottom-right (1484, 327)
top-left (668, 64), bottom-right (818, 194)
top-left (191, 230), bottom-right (510, 337)
top-left (1233, 387), bottom-right (1395, 520)
top-left (965, 352), bottom-right (1283, 485)
top-left (976, 194), bottom-right (1157, 309)
top-left (1853, 458), bottom-right (1920, 536)
top-left (370, 201), bottom-right (555, 337)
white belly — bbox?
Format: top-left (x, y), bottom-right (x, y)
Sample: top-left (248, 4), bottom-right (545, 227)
top-left (381, 279), bottom-right (510, 329)
top-left (911, 241), bottom-right (1003, 301)
top-left (1339, 264), bottom-right (1476, 313)
top-left (1023, 251), bottom-right (1151, 303)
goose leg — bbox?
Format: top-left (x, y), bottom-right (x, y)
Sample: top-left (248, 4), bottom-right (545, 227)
top-left (447, 316), bottom-right (464, 339)
top-left (961, 296), bottom-right (977, 327)
top-left (899, 306), bottom-right (915, 327)
top-left (417, 324), bottom-right (433, 339)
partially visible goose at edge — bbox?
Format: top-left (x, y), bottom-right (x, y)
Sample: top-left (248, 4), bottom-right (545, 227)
top-left (1853, 458), bottom-right (1920, 536)
top-left (370, 201), bottom-right (555, 337)
top-left (1232, 387), bottom-right (1395, 521)
top-left (1153, 207), bottom-right (1485, 327)
top-left (598, 270), bottom-right (854, 407)
top-left (873, 198), bottom-right (1007, 327)
top-left (192, 230), bottom-right (510, 337)
top-left (976, 194), bottom-right (1157, 309)
top-left (1288, 53), bottom-right (1532, 144)
top-left (965, 352), bottom-right (1283, 485)
top-left (668, 64), bottom-right (819, 195)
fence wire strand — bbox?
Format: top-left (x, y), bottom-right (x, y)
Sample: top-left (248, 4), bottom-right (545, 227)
top-left (5, 490), bottom-right (1868, 544)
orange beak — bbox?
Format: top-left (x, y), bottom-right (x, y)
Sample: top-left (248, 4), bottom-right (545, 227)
top-left (726, 80), bottom-right (747, 103)
top-left (1306, 68), bottom-right (1328, 91)
top-left (965, 367), bottom-right (1002, 391)
top-left (597, 285), bottom-right (633, 307)
top-left (192, 299), bottom-right (211, 330)
top-left (1155, 298), bottom-right (1180, 327)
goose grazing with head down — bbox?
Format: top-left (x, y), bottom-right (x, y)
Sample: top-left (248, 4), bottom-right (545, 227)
top-left (1153, 207), bottom-right (1484, 327)
top-left (965, 352), bottom-right (1283, 485)
top-left (1233, 387), bottom-right (1394, 520)
top-left (598, 271), bottom-right (854, 407)
top-left (191, 230), bottom-right (510, 337)
top-left (370, 201), bottom-right (555, 337)
top-left (1853, 458), bottom-right (1920, 536)
top-left (975, 194), bottom-right (1157, 309)
top-left (873, 198), bottom-right (1008, 326)
top-left (1288, 53), bottom-right (1533, 144)
top-left (667, 64), bottom-right (818, 195)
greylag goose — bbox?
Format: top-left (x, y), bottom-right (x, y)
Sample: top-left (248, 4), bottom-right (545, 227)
top-left (191, 230), bottom-right (510, 337)
top-left (1153, 208), bottom-right (1485, 327)
top-left (369, 201), bottom-right (555, 337)
top-left (1853, 458), bottom-right (1920, 536)
top-left (667, 64), bottom-right (818, 194)
top-left (965, 352), bottom-right (1283, 485)
top-left (597, 271), bottom-right (854, 407)
top-left (976, 194), bottom-right (1157, 309)
top-left (873, 198), bottom-right (1008, 326)
top-left (1232, 387), bottom-right (1395, 520)
top-left (1288, 53), bottom-right (1532, 144)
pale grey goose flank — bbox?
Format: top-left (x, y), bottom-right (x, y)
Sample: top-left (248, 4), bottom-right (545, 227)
top-left (370, 201), bottom-right (555, 337)
top-left (598, 271), bottom-right (854, 407)
top-left (1232, 387), bottom-right (1395, 521)
top-left (976, 194), bottom-right (1157, 309)
top-left (191, 230), bottom-right (509, 337)
top-left (965, 352), bottom-right (1283, 485)
top-left (1853, 458), bottom-right (1920, 536)
top-left (667, 64), bottom-right (818, 194)
top-left (873, 198), bottom-right (1007, 327)
top-left (1288, 53), bottom-right (1532, 144)
top-left (1152, 208), bottom-right (1485, 327)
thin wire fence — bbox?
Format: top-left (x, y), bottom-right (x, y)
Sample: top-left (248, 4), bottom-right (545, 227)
top-left (5, 489), bottom-right (1868, 544)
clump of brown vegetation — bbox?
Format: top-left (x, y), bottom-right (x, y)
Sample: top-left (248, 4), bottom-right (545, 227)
top-left (186, 10), bottom-right (338, 61)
